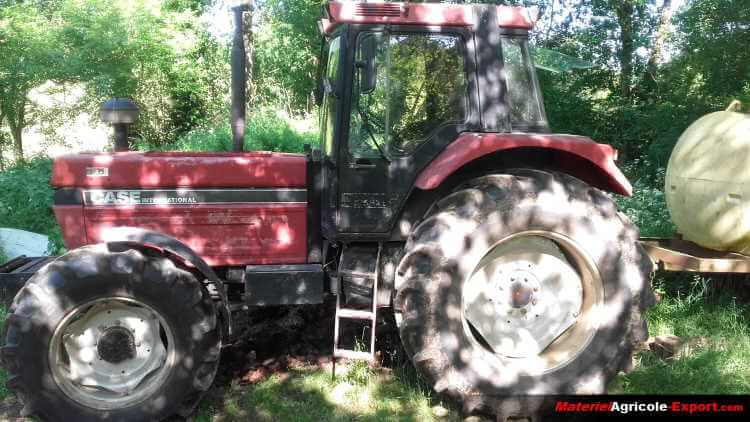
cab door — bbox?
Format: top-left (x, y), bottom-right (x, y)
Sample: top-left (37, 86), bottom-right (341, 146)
top-left (336, 29), bottom-right (473, 234)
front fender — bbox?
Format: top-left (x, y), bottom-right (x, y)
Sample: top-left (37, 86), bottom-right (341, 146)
top-left (102, 227), bottom-right (232, 337)
top-left (415, 132), bottom-right (632, 196)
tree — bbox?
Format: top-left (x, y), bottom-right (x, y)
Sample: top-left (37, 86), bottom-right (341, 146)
top-left (253, 0), bottom-right (323, 113)
top-left (0, 4), bottom-right (61, 159)
top-left (0, 0), bottom-right (231, 156)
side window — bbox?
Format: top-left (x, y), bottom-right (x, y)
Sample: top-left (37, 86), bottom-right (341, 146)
top-left (500, 36), bottom-right (545, 128)
top-left (349, 33), bottom-right (467, 158)
top-left (320, 37), bottom-right (341, 157)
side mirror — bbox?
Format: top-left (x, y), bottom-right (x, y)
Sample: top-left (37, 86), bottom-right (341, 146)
top-left (356, 34), bottom-right (378, 95)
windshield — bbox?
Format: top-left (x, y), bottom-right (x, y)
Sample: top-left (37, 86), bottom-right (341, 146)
top-left (500, 36), bottom-right (547, 130)
top-left (349, 32), bottom-right (468, 158)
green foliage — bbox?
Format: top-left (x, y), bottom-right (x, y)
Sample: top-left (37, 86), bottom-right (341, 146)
top-left (135, 109), bottom-right (317, 153)
top-left (0, 158), bottom-right (63, 253)
top-left (253, 0), bottom-right (323, 112)
top-left (615, 162), bottom-right (675, 238)
top-left (0, 0), bottom-right (230, 158)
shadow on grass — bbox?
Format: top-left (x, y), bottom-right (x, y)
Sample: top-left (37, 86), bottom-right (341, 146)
top-left (195, 365), bottom-right (458, 422)
top-left (618, 285), bottom-right (750, 395)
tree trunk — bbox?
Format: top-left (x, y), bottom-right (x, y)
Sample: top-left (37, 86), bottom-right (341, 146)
top-left (610, 0), bottom-right (636, 98)
top-left (8, 98), bottom-right (26, 161)
top-left (11, 124), bottom-right (23, 161)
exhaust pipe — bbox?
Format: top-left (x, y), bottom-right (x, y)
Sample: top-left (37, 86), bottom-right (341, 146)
top-left (231, 2), bottom-right (253, 152)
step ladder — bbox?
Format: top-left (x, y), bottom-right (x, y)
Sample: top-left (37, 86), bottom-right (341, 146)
top-left (332, 243), bottom-right (381, 378)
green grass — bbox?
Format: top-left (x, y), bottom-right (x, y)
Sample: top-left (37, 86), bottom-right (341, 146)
top-left (195, 363), bottom-right (458, 422)
top-left (619, 289), bottom-right (750, 394)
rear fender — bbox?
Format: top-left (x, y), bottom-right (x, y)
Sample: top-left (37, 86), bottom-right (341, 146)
top-left (103, 227), bottom-right (232, 337)
top-left (414, 133), bottom-right (632, 196)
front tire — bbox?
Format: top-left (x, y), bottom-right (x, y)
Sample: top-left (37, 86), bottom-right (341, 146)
top-left (2, 244), bottom-right (220, 421)
top-left (394, 170), bottom-right (654, 417)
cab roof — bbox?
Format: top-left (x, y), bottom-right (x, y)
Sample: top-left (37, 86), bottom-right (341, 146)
top-left (320, 1), bottom-right (533, 35)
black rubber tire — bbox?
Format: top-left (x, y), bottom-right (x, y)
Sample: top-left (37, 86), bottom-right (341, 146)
top-left (1, 244), bottom-right (221, 421)
top-left (394, 169), bottom-right (655, 418)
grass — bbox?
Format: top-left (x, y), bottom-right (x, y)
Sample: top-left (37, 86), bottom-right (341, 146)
top-left (619, 288), bottom-right (750, 394)
top-left (195, 363), bottom-right (457, 422)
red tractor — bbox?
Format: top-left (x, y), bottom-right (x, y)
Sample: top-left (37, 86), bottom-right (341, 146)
top-left (1, 2), bottom-right (653, 420)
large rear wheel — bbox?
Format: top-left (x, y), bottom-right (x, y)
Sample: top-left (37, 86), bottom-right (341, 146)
top-left (394, 170), bottom-right (654, 418)
top-left (2, 244), bottom-right (221, 421)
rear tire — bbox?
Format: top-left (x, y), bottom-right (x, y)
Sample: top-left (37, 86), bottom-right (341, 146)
top-left (394, 170), bottom-right (654, 417)
top-left (2, 244), bottom-right (220, 421)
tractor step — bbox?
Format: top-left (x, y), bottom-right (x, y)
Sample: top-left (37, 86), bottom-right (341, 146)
top-left (332, 243), bottom-right (381, 377)
top-left (336, 308), bottom-right (375, 320)
top-left (333, 348), bottom-right (374, 361)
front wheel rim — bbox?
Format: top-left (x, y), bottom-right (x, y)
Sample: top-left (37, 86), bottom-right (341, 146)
top-left (49, 297), bottom-right (175, 410)
top-left (462, 231), bottom-right (604, 374)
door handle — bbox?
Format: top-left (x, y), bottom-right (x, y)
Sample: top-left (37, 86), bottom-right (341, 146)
top-left (349, 158), bottom-right (376, 169)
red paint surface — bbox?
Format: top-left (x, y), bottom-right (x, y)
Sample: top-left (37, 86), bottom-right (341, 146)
top-left (83, 204), bottom-right (307, 267)
top-left (53, 205), bottom-right (86, 250)
top-left (496, 5), bottom-right (534, 29)
top-left (52, 151), bottom-right (309, 266)
top-left (324, 1), bottom-right (532, 33)
top-left (415, 133), bottom-right (632, 196)
top-left (51, 151), bottom-right (306, 189)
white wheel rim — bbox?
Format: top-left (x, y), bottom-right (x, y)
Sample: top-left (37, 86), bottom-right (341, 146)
top-left (462, 231), bottom-right (604, 373)
top-left (49, 297), bottom-right (175, 410)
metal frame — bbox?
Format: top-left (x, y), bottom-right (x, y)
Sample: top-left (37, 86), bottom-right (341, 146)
top-left (0, 256), bottom-right (55, 301)
top-left (641, 237), bottom-right (750, 273)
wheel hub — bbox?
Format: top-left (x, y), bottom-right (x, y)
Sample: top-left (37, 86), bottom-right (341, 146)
top-left (463, 236), bottom-right (584, 358)
top-left (509, 279), bottom-right (533, 308)
top-left (50, 299), bottom-right (173, 409)
top-left (97, 326), bottom-right (136, 364)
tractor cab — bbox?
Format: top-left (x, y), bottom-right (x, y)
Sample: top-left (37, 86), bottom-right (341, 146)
top-left (316, 2), bottom-right (549, 237)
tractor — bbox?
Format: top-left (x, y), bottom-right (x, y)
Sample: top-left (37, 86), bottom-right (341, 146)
top-left (0, 2), bottom-right (653, 420)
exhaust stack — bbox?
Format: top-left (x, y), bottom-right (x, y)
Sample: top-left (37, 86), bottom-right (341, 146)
top-left (231, 1), bottom-right (253, 152)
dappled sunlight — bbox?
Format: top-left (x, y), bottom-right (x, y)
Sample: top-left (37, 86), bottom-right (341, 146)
top-left (619, 293), bottom-right (750, 395)
top-left (199, 366), bottom-right (456, 422)
top-left (394, 169), bottom-right (653, 417)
